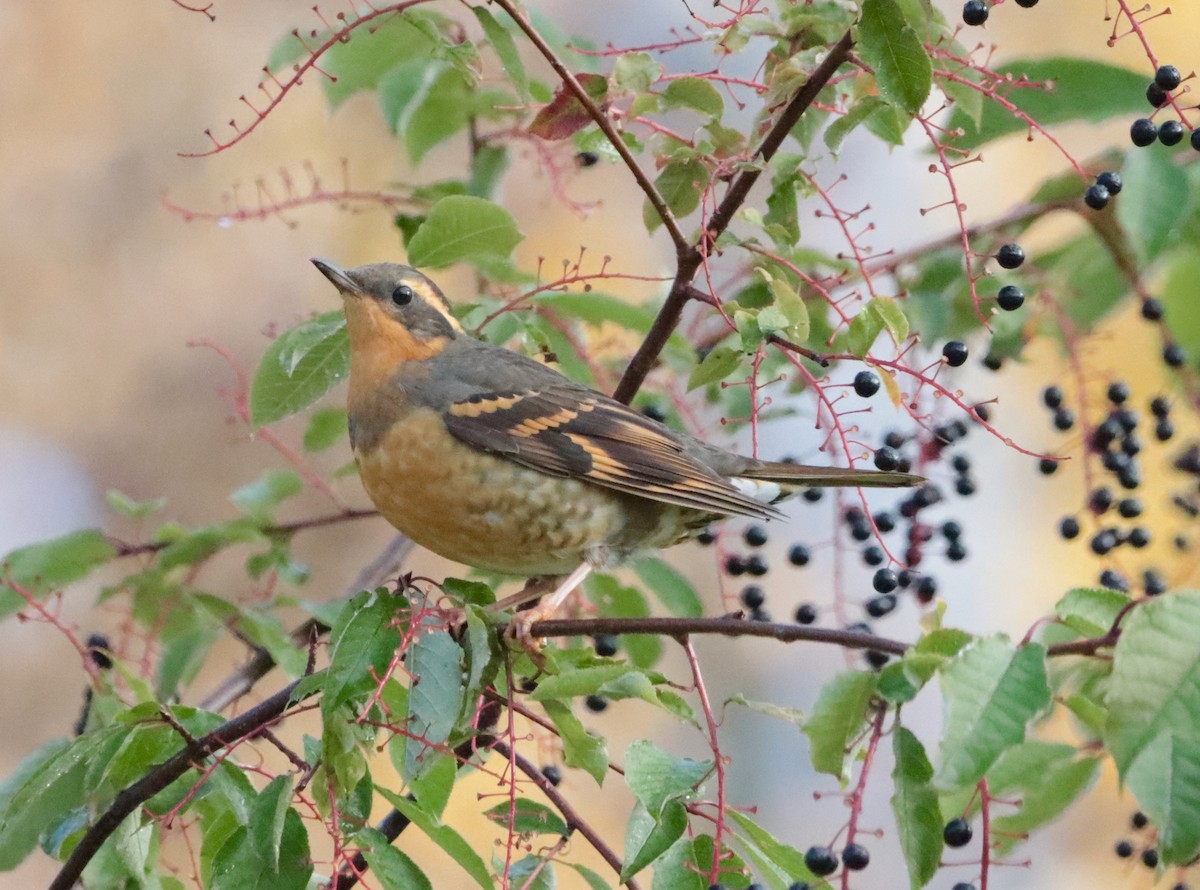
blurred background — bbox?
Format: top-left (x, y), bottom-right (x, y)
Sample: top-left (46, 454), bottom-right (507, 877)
top-left (2, 1), bottom-right (1197, 887)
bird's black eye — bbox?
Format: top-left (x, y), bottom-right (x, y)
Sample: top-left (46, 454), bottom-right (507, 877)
top-left (391, 284), bottom-right (415, 306)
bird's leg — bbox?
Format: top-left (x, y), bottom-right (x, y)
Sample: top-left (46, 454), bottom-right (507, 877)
top-left (488, 575), bottom-right (559, 613)
top-left (507, 560), bottom-right (594, 647)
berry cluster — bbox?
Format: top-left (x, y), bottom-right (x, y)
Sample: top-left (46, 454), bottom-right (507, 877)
top-left (1113, 810), bottom-right (1189, 885)
top-left (1129, 65), bottom-right (1197, 152)
top-left (1046, 380), bottom-right (1187, 596)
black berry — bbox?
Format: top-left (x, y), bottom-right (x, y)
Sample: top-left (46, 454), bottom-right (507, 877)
top-left (697, 527), bottom-right (716, 546)
top-left (795, 602), bottom-right (818, 624)
top-left (995, 243), bottom-right (1025, 269)
top-left (1131, 118), bottom-right (1159, 146)
top-left (1084, 184), bottom-right (1109, 210)
top-left (962, 0), bottom-right (988, 25)
top-left (1146, 82), bottom-right (1169, 108)
top-left (542, 764), bottom-right (563, 785)
top-left (873, 568), bottom-right (899, 593)
top-left (745, 554), bottom-right (769, 576)
top-left (944, 817), bottom-right (973, 847)
top-left (1042, 385), bottom-right (1064, 409)
top-left (1097, 171), bottom-right (1124, 194)
top-left (874, 446), bottom-right (900, 471)
top-left (854, 370), bottom-right (881, 397)
top-left (862, 546), bottom-right (885, 566)
top-left (788, 543), bottom-right (811, 566)
top-left (744, 525), bottom-right (768, 547)
top-left (724, 555), bottom-right (746, 576)
top-left (1059, 516), bottom-right (1080, 539)
top-left (866, 594), bottom-right (897, 618)
top-left (1159, 119), bottom-right (1185, 146)
top-left (1164, 343), bottom-right (1187, 367)
top-left (1142, 848), bottom-right (1159, 868)
top-left (1115, 839), bottom-right (1134, 858)
top-left (594, 634), bottom-right (619, 657)
top-left (740, 585), bottom-right (766, 609)
top-left (1156, 65), bottom-right (1183, 91)
top-left (1193, 128), bottom-right (1200, 152)
top-left (1141, 297), bottom-right (1164, 320)
top-left (943, 341), bottom-right (969, 367)
top-left (841, 843), bottom-right (870, 870)
top-left (997, 284), bottom-right (1025, 310)
top-left (585, 694), bottom-right (608, 713)
top-left (805, 845), bottom-right (839, 877)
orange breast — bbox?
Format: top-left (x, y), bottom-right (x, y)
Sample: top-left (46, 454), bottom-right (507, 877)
top-left (355, 408), bottom-right (638, 575)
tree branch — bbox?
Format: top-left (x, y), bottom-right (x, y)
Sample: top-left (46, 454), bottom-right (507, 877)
top-left (612, 29), bottom-right (855, 403)
top-left (490, 0), bottom-right (688, 252)
top-left (49, 681), bottom-right (313, 890)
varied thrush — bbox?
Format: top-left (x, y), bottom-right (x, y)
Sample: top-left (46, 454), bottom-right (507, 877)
top-left (312, 259), bottom-right (920, 619)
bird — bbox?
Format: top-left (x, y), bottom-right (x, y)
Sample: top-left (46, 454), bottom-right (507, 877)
top-left (311, 258), bottom-right (921, 624)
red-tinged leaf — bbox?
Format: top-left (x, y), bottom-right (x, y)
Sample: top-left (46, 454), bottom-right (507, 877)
top-left (528, 73), bottom-right (609, 140)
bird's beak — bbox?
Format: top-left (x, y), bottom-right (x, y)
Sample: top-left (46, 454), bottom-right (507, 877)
top-left (311, 257), bottom-right (363, 297)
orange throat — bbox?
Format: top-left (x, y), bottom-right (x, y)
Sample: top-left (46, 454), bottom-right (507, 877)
top-left (343, 297), bottom-right (445, 413)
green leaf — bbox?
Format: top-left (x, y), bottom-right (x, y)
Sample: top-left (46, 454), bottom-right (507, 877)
top-left (1161, 248), bottom-right (1200, 359)
top-left (320, 14), bottom-right (439, 108)
top-left (0, 529), bottom-right (116, 617)
top-left (530, 663), bottom-right (644, 701)
top-left (249, 311), bottom-right (349, 428)
top-left (503, 855), bottom-right (557, 890)
top-left (935, 638), bottom-right (1051, 791)
top-left (249, 776), bottom-right (293, 872)
top-left (541, 700), bottom-right (609, 785)
top-left (803, 671), bottom-right (878, 778)
top-left (472, 7), bottom-right (529, 100)
top-left (651, 837), bottom-right (707, 890)
top-left (484, 799), bottom-right (569, 837)
top-left (359, 827), bottom-right (434, 890)
top-left (632, 557), bottom-right (703, 618)
top-left (210, 808), bottom-right (312, 890)
top-left (570, 862), bottom-right (614, 890)
top-left (624, 740), bottom-right (711, 814)
top-left (528, 73), bottom-right (609, 140)
top-left (986, 743), bottom-right (1099, 855)
top-left (946, 58), bottom-right (1150, 150)
top-left (621, 799), bottom-right (688, 880)
top-left (1053, 587), bottom-right (1130, 638)
top-left (404, 625), bottom-right (465, 783)
top-left (406, 195), bottom-right (523, 269)
top-left (106, 489), bottom-right (167, 520)
top-left (843, 303), bottom-right (885, 356)
top-left (468, 144), bottom-right (510, 199)
top-left (230, 469), bottom-right (303, 520)
top-left (891, 727), bottom-right (943, 889)
top-left (377, 788), bottom-right (492, 889)
top-left (662, 77), bottom-right (724, 118)
top-left (858, 0), bottom-right (932, 114)
top-left (940, 68), bottom-right (984, 127)
top-left (1105, 591), bottom-right (1200, 862)
top-left (688, 346), bottom-right (743, 390)
top-left (825, 95), bottom-right (890, 152)
top-left (614, 51), bottom-right (661, 93)
top-left (0, 738), bottom-right (77, 868)
top-left (1116, 146), bottom-right (1191, 266)
top-left (725, 809), bottom-right (812, 887)
top-left (156, 519), bottom-right (265, 571)
top-left (644, 157), bottom-right (709, 231)
top-left (324, 588), bottom-right (405, 712)
top-left (871, 296), bottom-right (909, 343)
top-left (303, 407), bottom-right (348, 452)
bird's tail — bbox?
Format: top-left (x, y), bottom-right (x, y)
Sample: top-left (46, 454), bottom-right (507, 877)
top-left (740, 461), bottom-right (922, 489)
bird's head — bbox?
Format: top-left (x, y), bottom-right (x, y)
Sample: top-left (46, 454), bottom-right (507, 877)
top-left (311, 258), bottom-right (464, 364)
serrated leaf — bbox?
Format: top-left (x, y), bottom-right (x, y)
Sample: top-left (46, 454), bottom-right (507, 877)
top-left (530, 664), bottom-right (641, 701)
top-left (644, 157), bottom-right (709, 232)
top-left (404, 626), bottom-right (465, 783)
top-left (472, 7), bottom-right (529, 100)
top-left (825, 95), bottom-right (890, 152)
top-left (324, 588), bottom-right (404, 712)
top-left (1105, 591), bottom-right (1200, 862)
top-left (230, 469), bottom-right (303, 520)
top-left (625, 740), bottom-right (710, 815)
top-left (726, 693), bottom-right (805, 725)
top-left (986, 743), bottom-right (1099, 855)
top-left (1116, 147), bottom-right (1191, 266)
top-left (0, 529), bottom-right (116, 618)
top-left (613, 51), bottom-right (661, 93)
top-left (484, 799), bottom-right (569, 837)
top-left (725, 809), bottom-right (812, 887)
top-left (892, 727), bottom-right (942, 889)
top-left (359, 827), bottom-right (434, 890)
top-left (803, 671), bottom-right (878, 778)
top-left (858, 0), bottom-right (932, 114)
top-left (935, 638), bottom-right (1051, 791)
top-left (249, 312), bottom-right (349, 429)
top-left (377, 788), bottom-right (493, 889)
top-left (406, 195), bottom-right (523, 269)
top-left (1054, 587), bottom-right (1131, 638)
top-left (871, 295), bottom-right (909, 343)
top-left (250, 775), bottom-right (293, 871)
top-left (688, 346), bottom-right (742, 390)
top-left (844, 303), bottom-right (885, 356)
top-left (662, 77), bottom-right (724, 118)
top-left (541, 700), bottom-right (609, 785)
top-left (621, 799), bottom-right (687, 880)
top-left (528, 73), bottom-right (608, 140)
top-left (632, 557), bottom-right (702, 618)
top-left (946, 58), bottom-right (1150, 150)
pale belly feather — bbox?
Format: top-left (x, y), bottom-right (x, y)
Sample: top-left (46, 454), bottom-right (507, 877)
top-left (355, 409), bottom-right (648, 575)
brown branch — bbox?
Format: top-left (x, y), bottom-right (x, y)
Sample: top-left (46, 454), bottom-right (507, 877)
top-left (528, 615), bottom-right (910, 655)
top-left (49, 680), bottom-right (312, 890)
top-left (612, 29), bottom-right (856, 404)
top-left (489, 0), bottom-right (689, 253)
top-left (492, 741), bottom-right (644, 890)
top-left (109, 508), bottom-right (379, 559)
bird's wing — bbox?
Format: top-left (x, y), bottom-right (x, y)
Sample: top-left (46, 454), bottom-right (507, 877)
top-left (441, 384), bottom-right (783, 520)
